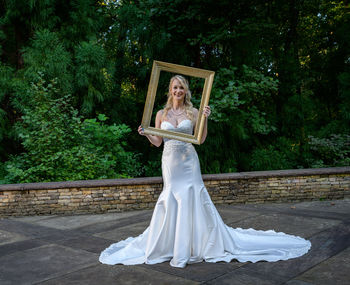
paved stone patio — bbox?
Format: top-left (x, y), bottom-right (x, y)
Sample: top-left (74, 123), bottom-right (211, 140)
top-left (0, 199), bottom-right (349, 284)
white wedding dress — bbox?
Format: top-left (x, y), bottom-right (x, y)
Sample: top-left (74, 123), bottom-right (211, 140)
top-left (99, 119), bottom-right (311, 268)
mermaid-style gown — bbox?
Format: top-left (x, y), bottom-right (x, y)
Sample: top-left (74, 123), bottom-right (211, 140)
top-left (99, 120), bottom-right (311, 268)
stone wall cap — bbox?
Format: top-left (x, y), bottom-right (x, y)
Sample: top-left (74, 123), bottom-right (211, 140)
top-left (0, 167), bottom-right (349, 191)
top-left (0, 176), bottom-right (163, 191)
top-left (202, 167), bottom-right (350, 181)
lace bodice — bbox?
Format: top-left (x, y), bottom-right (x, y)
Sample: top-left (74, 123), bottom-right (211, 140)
top-left (161, 119), bottom-right (193, 134)
top-left (161, 119), bottom-right (193, 145)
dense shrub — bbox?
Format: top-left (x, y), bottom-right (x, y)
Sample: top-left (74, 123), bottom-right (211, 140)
top-left (4, 74), bottom-right (141, 183)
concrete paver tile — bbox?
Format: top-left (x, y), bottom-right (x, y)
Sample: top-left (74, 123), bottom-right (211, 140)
top-left (0, 244), bottom-right (98, 285)
top-left (9, 215), bottom-right (58, 223)
top-left (75, 211), bottom-right (153, 235)
top-left (0, 219), bottom-right (70, 239)
top-left (38, 263), bottom-right (199, 285)
top-left (285, 280), bottom-right (316, 285)
top-left (243, 222), bottom-right (350, 280)
top-left (0, 239), bottom-right (46, 257)
top-left (142, 260), bottom-right (245, 282)
top-left (94, 220), bottom-right (150, 242)
top-left (289, 199), bottom-right (350, 214)
top-left (228, 213), bottom-right (340, 238)
top-left (55, 235), bottom-right (114, 254)
top-left (294, 246), bottom-right (350, 285)
top-left (0, 229), bottom-right (29, 246)
top-left (12, 210), bottom-right (152, 230)
top-left (216, 207), bottom-right (262, 224)
top-left (204, 267), bottom-right (285, 285)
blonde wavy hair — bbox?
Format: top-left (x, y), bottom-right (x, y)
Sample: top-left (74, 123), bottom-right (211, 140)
top-left (162, 75), bottom-right (194, 121)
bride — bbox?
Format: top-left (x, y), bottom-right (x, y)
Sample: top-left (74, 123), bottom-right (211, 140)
top-left (99, 75), bottom-right (311, 268)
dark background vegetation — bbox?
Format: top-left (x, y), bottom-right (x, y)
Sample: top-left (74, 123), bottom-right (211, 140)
top-left (0, 0), bottom-right (349, 183)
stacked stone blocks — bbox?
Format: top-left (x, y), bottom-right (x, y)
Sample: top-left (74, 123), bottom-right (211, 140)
top-left (0, 167), bottom-right (349, 216)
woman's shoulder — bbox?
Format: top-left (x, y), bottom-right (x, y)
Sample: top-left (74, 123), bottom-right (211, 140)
top-left (156, 109), bottom-right (164, 122)
top-left (156, 109), bottom-right (164, 116)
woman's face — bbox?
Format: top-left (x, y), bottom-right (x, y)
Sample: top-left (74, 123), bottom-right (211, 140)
top-left (171, 79), bottom-right (186, 102)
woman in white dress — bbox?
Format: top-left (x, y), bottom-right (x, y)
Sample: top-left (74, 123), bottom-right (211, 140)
top-left (99, 75), bottom-right (311, 268)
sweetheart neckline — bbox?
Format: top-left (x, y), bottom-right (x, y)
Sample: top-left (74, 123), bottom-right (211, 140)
top-left (161, 119), bottom-right (192, 129)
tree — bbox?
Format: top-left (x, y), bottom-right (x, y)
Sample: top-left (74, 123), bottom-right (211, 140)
top-left (1, 0), bottom-right (349, 181)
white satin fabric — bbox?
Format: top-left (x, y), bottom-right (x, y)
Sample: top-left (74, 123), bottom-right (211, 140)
top-left (99, 119), bottom-right (311, 268)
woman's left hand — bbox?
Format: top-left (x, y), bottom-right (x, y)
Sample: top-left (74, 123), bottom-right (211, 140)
top-left (203, 106), bottom-right (211, 118)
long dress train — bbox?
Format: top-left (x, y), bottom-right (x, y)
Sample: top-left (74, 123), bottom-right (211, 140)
top-left (99, 120), bottom-right (311, 268)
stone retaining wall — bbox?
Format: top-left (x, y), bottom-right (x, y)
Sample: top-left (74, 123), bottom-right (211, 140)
top-left (0, 167), bottom-right (349, 216)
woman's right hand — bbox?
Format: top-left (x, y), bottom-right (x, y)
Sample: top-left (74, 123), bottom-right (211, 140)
top-left (138, 125), bottom-right (145, 136)
top-left (138, 111), bottom-right (163, 147)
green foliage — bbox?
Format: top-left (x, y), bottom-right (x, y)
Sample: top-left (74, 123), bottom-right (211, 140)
top-left (75, 41), bottom-right (114, 114)
top-left (0, 64), bottom-right (13, 144)
top-left (143, 157), bottom-right (162, 177)
top-left (22, 29), bottom-right (72, 93)
top-left (338, 71), bottom-right (350, 127)
top-left (210, 65), bottom-right (278, 133)
top-left (195, 65), bottom-right (278, 173)
top-left (249, 147), bottom-right (293, 171)
top-left (0, 63), bottom-right (27, 160)
top-left (0, 0), bottom-right (349, 182)
top-left (306, 134), bottom-right (350, 168)
top-left (249, 137), bottom-right (299, 171)
top-left (4, 75), bottom-right (141, 183)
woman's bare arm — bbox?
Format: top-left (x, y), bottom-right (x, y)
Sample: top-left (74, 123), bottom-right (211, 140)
top-left (138, 110), bottom-right (163, 147)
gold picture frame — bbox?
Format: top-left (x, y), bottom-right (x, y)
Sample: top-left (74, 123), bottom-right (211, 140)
top-left (141, 60), bottom-right (215, 144)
